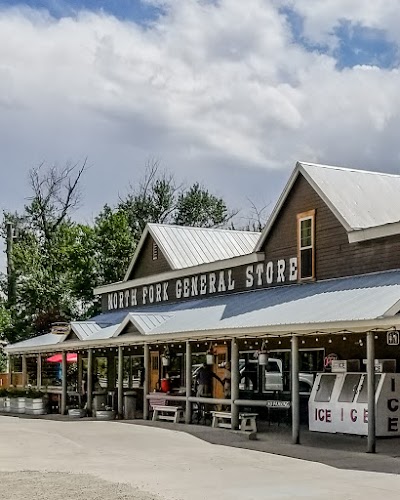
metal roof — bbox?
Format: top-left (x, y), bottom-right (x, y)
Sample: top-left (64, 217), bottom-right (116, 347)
top-left (70, 322), bottom-right (102, 340)
top-left (124, 312), bottom-right (173, 335)
top-left (124, 223), bottom-right (260, 280)
top-left (257, 162), bottom-right (400, 250)
top-left (6, 333), bottom-right (68, 351)
top-left (7, 270), bottom-right (400, 352)
top-left (300, 162), bottom-right (400, 231)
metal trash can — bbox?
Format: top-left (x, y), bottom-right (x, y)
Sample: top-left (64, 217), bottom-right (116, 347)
top-left (92, 392), bottom-right (107, 416)
top-left (124, 391), bottom-right (137, 419)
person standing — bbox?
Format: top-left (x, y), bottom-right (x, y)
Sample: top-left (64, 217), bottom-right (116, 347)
top-left (195, 362), bottom-right (223, 397)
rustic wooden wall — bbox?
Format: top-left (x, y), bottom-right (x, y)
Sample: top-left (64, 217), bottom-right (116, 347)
top-left (262, 174), bottom-right (400, 280)
top-left (129, 235), bottom-right (172, 280)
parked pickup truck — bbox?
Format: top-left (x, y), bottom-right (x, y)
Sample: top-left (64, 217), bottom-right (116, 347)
top-left (239, 358), bottom-right (314, 393)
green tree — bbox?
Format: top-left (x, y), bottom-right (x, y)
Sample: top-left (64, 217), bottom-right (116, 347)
top-left (174, 183), bottom-right (228, 227)
top-left (1, 161), bottom-right (98, 342)
top-left (94, 205), bottom-right (134, 284)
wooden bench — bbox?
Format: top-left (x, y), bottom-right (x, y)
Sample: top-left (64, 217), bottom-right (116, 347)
top-left (211, 411), bottom-right (258, 432)
top-left (152, 405), bottom-right (184, 423)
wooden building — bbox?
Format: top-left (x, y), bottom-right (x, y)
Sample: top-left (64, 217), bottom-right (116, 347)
top-left (5, 161), bottom-right (400, 452)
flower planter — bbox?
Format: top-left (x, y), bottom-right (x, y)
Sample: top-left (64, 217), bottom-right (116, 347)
top-left (95, 410), bottom-right (115, 420)
top-left (25, 398), bottom-right (46, 415)
top-left (10, 397), bottom-right (25, 414)
top-left (206, 353), bottom-right (214, 365)
top-left (258, 352), bottom-right (269, 366)
top-left (68, 408), bottom-right (87, 418)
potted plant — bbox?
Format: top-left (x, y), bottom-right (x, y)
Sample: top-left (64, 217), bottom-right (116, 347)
top-left (9, 388), bottom-right (26, 414)
top-left (0, 388), bottom-right (8, 413)
top-left (25, 388), bottom-right (47, 415)
top-left (95, 402), bottom-right (115, 420)
top-left (68, 402), bottom-right (87, 418)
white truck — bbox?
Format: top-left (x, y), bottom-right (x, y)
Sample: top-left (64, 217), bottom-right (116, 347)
top-left (239, 357), bottom-right (314, 394)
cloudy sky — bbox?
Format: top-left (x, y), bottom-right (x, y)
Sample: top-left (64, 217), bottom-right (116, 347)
top-left (1, 0), bottom-right (400, 230)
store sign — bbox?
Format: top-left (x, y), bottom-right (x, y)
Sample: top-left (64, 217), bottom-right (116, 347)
top-left (387, 331), bottom-right (400, 346)
top-left (105, 257), bottom-right (298, 311)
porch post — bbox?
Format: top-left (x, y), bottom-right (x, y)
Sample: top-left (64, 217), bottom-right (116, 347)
top-left (37, 354), bottom-right (42, 389)
top-left (231, 338), bottom-right (239, 430)
top-left (367, 331), bottom-right (376, 453)
top-left (21, 354), bottom-right (27, 387)
top-left (8, 355), bottom-right (12, 387)
top-left (143, 344), bottom-right (150, 420)
top-left (77, 352), bottom-right (82, 398)
top-left (185, 341), bottom-right (192, 424)
top-left (87, 348), bottom-right (93, 415)
top-left (118, 346), bottom-right (124, 419)
top-left (291, 335), bottom-right (300, 444)
top-left (61, 351), bottom-right (67, 415)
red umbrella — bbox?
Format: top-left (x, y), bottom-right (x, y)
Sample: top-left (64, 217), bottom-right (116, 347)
top-left (46, 353), bottom-right (78, 363)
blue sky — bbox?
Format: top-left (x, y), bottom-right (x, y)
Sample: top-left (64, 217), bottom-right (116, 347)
top-left (1, 0), bottom-right (161, 22)
top-left (1, 0), bottom-right (400, 253)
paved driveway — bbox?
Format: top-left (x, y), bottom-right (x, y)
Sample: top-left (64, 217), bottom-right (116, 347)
top-left (0, 416), bottom-right (400, 499)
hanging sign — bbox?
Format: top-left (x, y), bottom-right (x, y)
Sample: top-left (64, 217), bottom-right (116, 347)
top-left (387, 331), bottom-right (400, 346)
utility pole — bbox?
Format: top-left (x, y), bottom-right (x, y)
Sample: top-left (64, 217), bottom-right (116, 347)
top-left (6, 222), bottom-right (16, 306)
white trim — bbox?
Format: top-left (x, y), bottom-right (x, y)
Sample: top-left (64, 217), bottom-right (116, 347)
top-left (94, 252), bottom-right (265, 295)
top-left (348, 222), bottom-right (400, 243)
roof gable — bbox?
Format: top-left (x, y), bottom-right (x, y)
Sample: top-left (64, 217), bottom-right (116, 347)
top-left (256, 161), bottom-right (400, 250)
top-left (124, 223), bottom-right (260, 281)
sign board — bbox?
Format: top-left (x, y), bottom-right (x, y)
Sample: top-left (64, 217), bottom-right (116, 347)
top-left (387, 331), bottom-right (400, 346)
top-left (266, 400), bottom-right (291, 408)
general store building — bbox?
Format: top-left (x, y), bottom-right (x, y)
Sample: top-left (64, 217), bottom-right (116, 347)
top-left (5, 161), bottom-right (400, 452)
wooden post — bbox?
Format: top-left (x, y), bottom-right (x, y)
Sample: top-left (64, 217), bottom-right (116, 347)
top-left (231, 339), bottom-right (239, 430)
top-left (61, 351), bottom-right (67, 415)
top-left (87, 349), bottom-right (93, 415)
top-left (143, 344), bottom-right (150, 420)
top-left (118, 346), bottom-right (124, 418)
top-left (185, 341), bottom-right (192, 424)
top-left (291, 335), bottom-right (300, 444)
top-left (37, 354), bottom-right (42, 389)
top-left (77, 352), bottom-right (83, 398)
top-left (8, 355), bottom-right (13, 387)
top-left (21, 354), bottom-right (27, 387)
top-left (367, 331), bottom-right (376, 453)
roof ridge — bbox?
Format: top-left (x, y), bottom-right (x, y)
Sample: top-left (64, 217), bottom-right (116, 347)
top-left (299, 161), bottom-right (400, 178)
top-left (148, 222), bottom-right (260, 235)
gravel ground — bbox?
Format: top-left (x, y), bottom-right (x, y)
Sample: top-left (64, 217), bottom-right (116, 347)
top-left (0, 471), bottom-right (160, 500)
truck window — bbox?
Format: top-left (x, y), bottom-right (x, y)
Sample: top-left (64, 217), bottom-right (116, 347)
top-left (266, 361), bottom-right (280, 373)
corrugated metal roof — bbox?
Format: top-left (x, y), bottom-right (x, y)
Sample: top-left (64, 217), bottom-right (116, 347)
top-left (124, 223), bottom-right (260, 280)
top-left (8, 270), bottom-right (400, 351)
top-left (70, 321), bottom-right (101, 340)
top-left (300, 162), bottom-right (400, 231)
top-left (84, 324), bottom-right (120, 341)
top-left (150, 224), bottom-right (260, 270)
top-left (6, 333), bottom-right (68, 351)
top-left (126, 312), bottom-right (173, 334)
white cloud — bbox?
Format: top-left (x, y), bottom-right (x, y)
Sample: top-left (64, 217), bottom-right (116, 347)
top-left (1, 0), bottom-right (400, 231)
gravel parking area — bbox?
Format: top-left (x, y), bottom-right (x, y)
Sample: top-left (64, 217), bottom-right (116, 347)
top-left (0, 471), bottom-right (159, 500)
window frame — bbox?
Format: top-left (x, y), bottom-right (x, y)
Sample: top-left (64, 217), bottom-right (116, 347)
top-left (297, 209), bottom-right (315, 281)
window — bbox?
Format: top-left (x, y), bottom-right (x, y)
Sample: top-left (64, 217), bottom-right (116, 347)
top-left (297, 210), bottom-right (315, 280)
top-left (152, 242), bottom-right (159, 260)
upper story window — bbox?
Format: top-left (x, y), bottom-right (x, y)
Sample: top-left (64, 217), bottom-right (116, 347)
top-left (297, 210), bottom-right (315, 280)
top-left (152, 242), bottom-right (159, 261)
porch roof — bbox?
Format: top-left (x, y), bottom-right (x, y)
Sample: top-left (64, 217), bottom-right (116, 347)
top-left (6, 269), bottom-right (400, 354)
